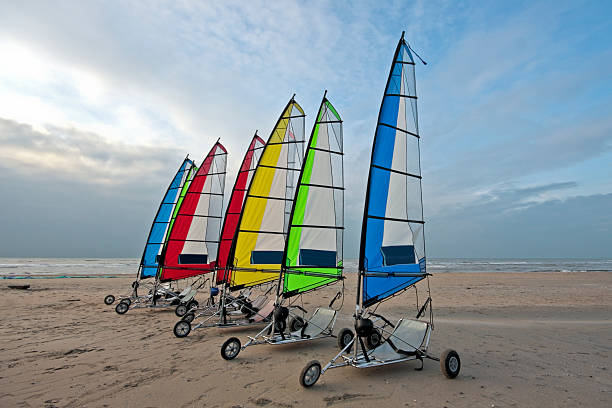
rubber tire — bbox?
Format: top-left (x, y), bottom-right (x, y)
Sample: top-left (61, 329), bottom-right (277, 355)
top-left (174, 320), bottom-right (191, 338)
top-left (440, 349), bottom-right (461, 379)
top-left (289, 316), bottom-right (305, 332)
top-left (221, 337), bottom-right (241, 360)
top-left (182, 312), bottom-right (195, 323)
top-left (299, 360), bottom-right (321, 388)
top-left (175, 304), bottom-right (188, 317)
top-left (187, 300), bottom-right (198, 310)
top-left (115, 301), bottom-right (129, 315)
top-left (366, 329), bottom-right (382, 350)
top-left (104, 295), bottom-right (115, 305)
top-left (337, 328), bottom-right (354, 351)
top-left (120, 298), bottom-right (131, 307)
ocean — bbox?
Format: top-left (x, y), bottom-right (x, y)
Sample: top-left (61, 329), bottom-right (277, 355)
top-left (1, 257), bottom-right (611, 278)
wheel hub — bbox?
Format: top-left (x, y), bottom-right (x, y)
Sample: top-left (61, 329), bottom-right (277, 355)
top-left (449, 356), bottom-right (458, 372)
top-left (226, 342), bottom-right (239, 357)
top-left (304, 366), bottom-right (320, 386)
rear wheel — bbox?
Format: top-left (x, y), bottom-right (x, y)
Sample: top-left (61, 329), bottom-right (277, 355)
top-left (120, 298), bottom-right (131, 307)
top-left (104, 295), bottom-right (115, 305)
top-left (366, 329), bottom-right (382, 349)
top-left (187, 300), bottom-right (198, 310)
top-left (175, 304), bottom-right (188, 317)
top-left (115, 302), bottom-right (129, 315)
top-left (174, 320), bottom-right (191, 338)
top-left (300, 360), bottom-right (321, 388)
top-left (221, 337), bottom-right (241, 360)
top-left (440, 349), bottom-right (461, 378)
top-left (182, 312), bottom-right (195, 323)
top-left (289, 316), bottom-right (305, 332)
top-left (337, 328), bottom-right (354, 351)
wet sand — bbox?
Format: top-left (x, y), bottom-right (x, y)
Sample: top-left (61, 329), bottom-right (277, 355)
top-left (1, 272), bottom-right (611, 407)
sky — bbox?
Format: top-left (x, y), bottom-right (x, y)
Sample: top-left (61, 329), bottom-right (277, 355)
top-left (0, 0), bottom-right (611, 259)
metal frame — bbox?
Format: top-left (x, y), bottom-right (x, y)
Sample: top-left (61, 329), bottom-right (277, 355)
top-left (241, 307), bottom-right (338, 350)
top-left (321, 316), bottom-right (437, 375)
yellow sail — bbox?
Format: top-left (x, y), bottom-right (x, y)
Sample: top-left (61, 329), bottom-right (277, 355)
top-left (229, 97), bottom-right (305, 289)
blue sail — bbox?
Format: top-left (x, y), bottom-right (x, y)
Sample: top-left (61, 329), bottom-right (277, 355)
top-left (360, 34), bottom-right (426, 307)
top-left (139, 157), bottom-right (195, 279)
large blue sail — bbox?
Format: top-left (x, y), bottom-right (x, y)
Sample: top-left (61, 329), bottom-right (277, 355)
top-left (139, 157), bottom-right (195, 279)
top-left (359, 33), bottom-right (426, 307)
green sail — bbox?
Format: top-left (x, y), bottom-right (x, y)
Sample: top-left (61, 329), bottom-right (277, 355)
top-left (282, 96), bottom-right (344, 297)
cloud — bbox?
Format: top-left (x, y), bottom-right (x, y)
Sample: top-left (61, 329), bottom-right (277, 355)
top-left (0, 117), bottom-right (184, 188)
top-left (1, 1), bottom-right (611, 258)
top-left (427, 192), bottom-right (612, 258)
top-left (0, 117), bottom-right (194, 258)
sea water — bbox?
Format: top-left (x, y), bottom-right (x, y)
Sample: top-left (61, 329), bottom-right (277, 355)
top-left (1, 258), bottom-right (611, 277)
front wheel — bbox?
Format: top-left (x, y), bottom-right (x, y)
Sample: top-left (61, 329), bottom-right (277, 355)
top-left (299, 360), bottom-right (321, 388)
top-left (440, 349), bottom-right (461, 379)
top-left (337, 328), bottom-right (354, 351)
top-left (115, 301), bottom-right (129, 315)
top-left (104, 295), bottom-right (115, 305)
top-left (175, 304), bottom-right (188, 317)
top-left (174, 320), bottom-right (191, 338)
top-left (221, 337), bottom-right (241, 360)
top-left (182, 312), bottom-right (195, 323)
top-left (120, 298), bottom-right (131, 307)
top-left (187, 300), bottom-right (198, 310)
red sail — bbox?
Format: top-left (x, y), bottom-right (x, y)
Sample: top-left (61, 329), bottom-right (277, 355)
top-left (216, 134), bottom-right (265, 284)
top-left (159, 142), bottom-right (227, 282)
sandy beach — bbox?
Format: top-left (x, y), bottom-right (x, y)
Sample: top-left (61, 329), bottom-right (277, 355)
top-left (1, 271), bottom-right (611, 407)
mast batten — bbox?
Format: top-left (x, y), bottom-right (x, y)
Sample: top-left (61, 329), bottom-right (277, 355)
top-left (371, 164), bottom-right (422, 178)
top-left (384, 93), bottom-right (417, 99)
top-left (378, 122), bottom-right (420, 138)
top-left (366, 215), bottom-right (424, 223)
